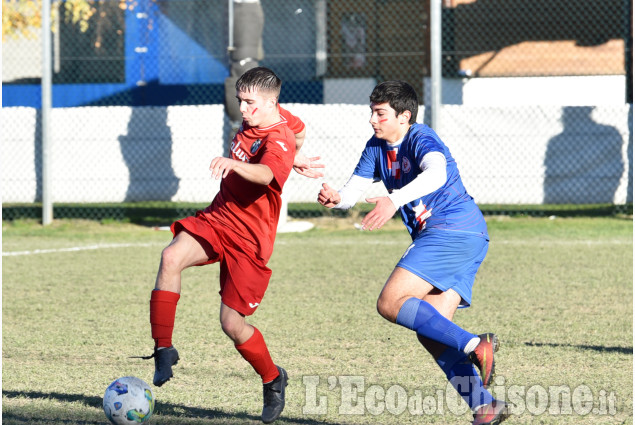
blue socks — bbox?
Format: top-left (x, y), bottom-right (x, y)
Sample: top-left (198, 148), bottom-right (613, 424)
top-left (436, 348), bottom-right (494, 410)
top-left (396, 297), bottom-right (477, 352)
top-left (396, 297), bottom-right (493, 411)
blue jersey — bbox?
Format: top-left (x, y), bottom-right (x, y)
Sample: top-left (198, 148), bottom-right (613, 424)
top-left (353, 123), bottom-right (488, 240)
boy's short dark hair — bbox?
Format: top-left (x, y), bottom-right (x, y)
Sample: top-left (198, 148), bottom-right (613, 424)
top-left (370, 81), bottom-right (418, 125)
top-left (236, 67), bottom-right (282, 98)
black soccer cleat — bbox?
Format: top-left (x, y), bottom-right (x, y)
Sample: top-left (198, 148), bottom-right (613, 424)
top-left (261, 366), bottom-right (288, 424)
top-left (147, 346), bottom-right (180, 387)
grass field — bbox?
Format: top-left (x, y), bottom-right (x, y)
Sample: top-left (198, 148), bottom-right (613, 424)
top-left (2, 215), bottom-right (633, 424)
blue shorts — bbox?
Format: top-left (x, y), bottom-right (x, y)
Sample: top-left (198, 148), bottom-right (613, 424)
top-left (396, 229), bottom-right (489, 307)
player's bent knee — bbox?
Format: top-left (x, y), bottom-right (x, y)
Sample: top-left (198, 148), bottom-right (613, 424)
top-left (219, 317), bottom-right (244, 341)
top-left (160, 245), bottom-right (185, 273)
top-left (376, 296), bottom-right (397, 322)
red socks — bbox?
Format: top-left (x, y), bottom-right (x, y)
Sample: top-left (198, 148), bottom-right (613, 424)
top-left (151, 291), bottom-right (277, 383)
top-left (150, 290), bottom-right (180, 348)
top-left (235, 327), bottom-right (279, 383)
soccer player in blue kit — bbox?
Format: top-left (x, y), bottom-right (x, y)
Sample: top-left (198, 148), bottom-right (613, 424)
top-left (317, 81), bottom-right (509, 425)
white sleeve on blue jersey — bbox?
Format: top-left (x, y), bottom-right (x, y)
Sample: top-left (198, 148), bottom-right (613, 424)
top-left (332, 174), bottom-right (374, 210)
top-left (387, 151), bottom-right (447, 208)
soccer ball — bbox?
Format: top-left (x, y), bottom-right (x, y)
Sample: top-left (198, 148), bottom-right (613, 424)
top-left (103, 376), bottom-right (155, 425)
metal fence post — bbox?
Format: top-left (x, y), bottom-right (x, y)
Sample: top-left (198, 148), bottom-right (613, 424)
top-left (430, 0), bottom-right (442, 131)
top-left (41, 0), bottom-right (53, 225)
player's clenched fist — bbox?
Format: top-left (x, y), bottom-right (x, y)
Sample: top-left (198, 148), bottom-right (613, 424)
top-left (317, 183), bottom-right (341, 208)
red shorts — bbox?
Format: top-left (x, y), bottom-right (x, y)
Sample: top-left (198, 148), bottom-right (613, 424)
top-left (172, 211), bottom-right (272, 316)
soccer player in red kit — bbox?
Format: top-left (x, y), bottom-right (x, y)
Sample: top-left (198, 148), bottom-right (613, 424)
top-left (145, 67), bottom-right (312, 424)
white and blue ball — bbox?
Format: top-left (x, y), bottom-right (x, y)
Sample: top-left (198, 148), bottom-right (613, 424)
top-left (103, 376), bottom-right (155, 425)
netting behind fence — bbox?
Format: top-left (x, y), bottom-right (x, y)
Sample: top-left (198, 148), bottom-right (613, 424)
top-left (2, 0), bottom-right (632, 221)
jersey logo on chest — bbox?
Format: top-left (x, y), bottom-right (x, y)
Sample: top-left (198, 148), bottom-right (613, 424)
top-left (251, 139), bottom-right (262, 154)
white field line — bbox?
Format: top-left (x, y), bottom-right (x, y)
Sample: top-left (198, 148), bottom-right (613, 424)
top-left (495, 239), bottom-right (632, 246)
top-left (2, 242), bottom-right (165, 257)
top-left (275, 238), bottom-right (632, 246)
top-left (2, 238), bottom-right (631, 257)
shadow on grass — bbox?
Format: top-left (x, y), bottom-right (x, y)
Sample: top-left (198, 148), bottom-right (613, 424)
top-left (524, 341), bottom-right (633, 355)
top-left (2, 390), bottom-right (341, 425)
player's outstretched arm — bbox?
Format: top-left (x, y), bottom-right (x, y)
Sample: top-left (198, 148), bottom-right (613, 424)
top-left (294, 152), bottom-right (325, 178)
top-left (209, 157), bottom-right (274, 185)
top-left (291, 127), bottom-right (325, 178)
top-left (317, 183), bottom-right (341, 208)
top-left (361, 197), bottom-right (397, 231)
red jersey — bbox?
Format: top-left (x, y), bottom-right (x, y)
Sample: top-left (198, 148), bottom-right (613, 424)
top-left (278, 105), bottom-right (305, 135)
top-left (204, 112), bottom-right (297, 262)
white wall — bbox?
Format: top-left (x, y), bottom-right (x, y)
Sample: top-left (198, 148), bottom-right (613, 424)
top-left (2, 103), bottom-right (632, 205)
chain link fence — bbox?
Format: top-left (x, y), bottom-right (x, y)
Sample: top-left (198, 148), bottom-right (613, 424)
top-left (2, 0), bottom-right (633, 223)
